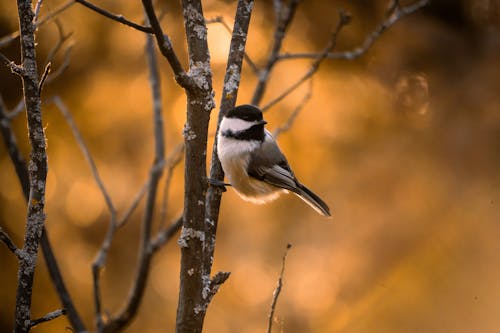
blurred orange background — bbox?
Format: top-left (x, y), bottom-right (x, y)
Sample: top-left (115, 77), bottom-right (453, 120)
top-left (1, 1), bottom-right (499, 332)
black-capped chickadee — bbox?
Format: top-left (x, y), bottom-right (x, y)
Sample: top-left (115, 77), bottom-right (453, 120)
top-left (216, 104), bottom-right (331, 217)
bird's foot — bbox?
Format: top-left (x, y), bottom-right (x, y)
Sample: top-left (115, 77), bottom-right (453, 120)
top-left (207, 178), bottom-right (231, 192)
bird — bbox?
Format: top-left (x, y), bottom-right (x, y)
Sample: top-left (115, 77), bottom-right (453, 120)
top-left (216, 104), bottom-right (331, 217)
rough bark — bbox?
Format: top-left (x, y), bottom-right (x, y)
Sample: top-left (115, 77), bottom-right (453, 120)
top-left (13, 1), bottom-right (48, 332)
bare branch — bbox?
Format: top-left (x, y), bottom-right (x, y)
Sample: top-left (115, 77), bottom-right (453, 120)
top-left (34, 0), bottom-right (44, 25)
top-left (44, 19), bottom-right (73, 65)
top-left (251, 0), bottom-right (300, 106)
top-left (0, 227), bottom-right (21, 259)
top-left (272, 79), bottom-right (313, 138)
top-left (205, 16), bottom-right (259, 74)
top-left (53, 96), bottom-right (116, 218)
top-left (40, 230), bottom-right (88, 332)
top-left (14, 1), bottom-right (49, 331)
top-left (159, 143), bottom-right (185, 230)
top-left (205, 0), bottom-right (255, 302)
top-left (46, 44), bottom-right (73, 84)
top-left (30, 308), bottom-right (66, 328)
top-left (262, 11), bottom-right (351, 112)
top-left (0, 0), bottom-right (75, 49)
top-left (38, 62), bottom-right (51, 95)
top-left (74, 0), bottom-right (153, 33)
top-left (141, 0), bottom-right (190, 87)
top-left (267, 244), bottom-right (292, 333)
top-left (6, 99), bottom-right (25, 120)
top-left (102, 29), bottom-right (167, 332)
top-left (278, 0), bottom-right (429, 61)
top-left (0, 96), bottom-right (29, 197)
top-left (53, 96), bottom-right (116, 331)
top-left (150, 216), bottom-right (183, 254)
top-left (0, 52), bottom-right (24, 76)
top-left (1, 95), bottom-right (86, 332)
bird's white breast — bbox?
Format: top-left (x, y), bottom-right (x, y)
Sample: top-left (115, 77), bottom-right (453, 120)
top-left (217, 134), bottom-right (283, 203)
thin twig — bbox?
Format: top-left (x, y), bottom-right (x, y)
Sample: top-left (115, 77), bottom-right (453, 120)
top-left (0, 0), bottom-right (75, 49)
top-left (272, 79), bottom-right (313, 138)
top-left (34, 0), bottom-right (44, 25)
top-left (267, 243), bottom-right (292, 333)
top-left (116, 178), bottom-right (150, 229)
top-left (74, 0), bottom-right (153, 33)
top-left (30, 308), bottom-right (66, 328)
top-left (44, 19), bottom-right (73, 65)
top-left (53, 96), bottom-right (116, 218)
top-left (251, 0), bottom-right (300, 106)
top-left (7, 99), bottom-right (26, 120)
top-left (38, 62), bottom-right (51, 95)
top-left (0, 227), bottom-right (21, 259)
top-left (262, 11), bottom-right (351, 112)
top-left (0, 52), bottom-right (24, 76)
top-left (158, 143), bottom-right (184, 230)
top-left (149, 215), bottom-right (183, 254)
top-left (278, 0), bottom-right (429, 61)
top-left (53, 96), bottom-right (116, 331)
top-left (46, 44), bottom-right (73, 84)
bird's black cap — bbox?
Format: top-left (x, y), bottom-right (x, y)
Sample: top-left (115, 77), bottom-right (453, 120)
top-left (225, 104), bottom-right (263, 122)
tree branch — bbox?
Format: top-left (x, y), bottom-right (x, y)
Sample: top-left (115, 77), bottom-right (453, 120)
top-left (52, 96), bottom-right (116, 332)
top-left (103, 28), bottom-right (166, 333)
top-left (13, 1), bottom-right (49, 332)
top-left (261, 10), bottom-right (351, 112)
top-left (30, 308), bottom-right (66, 328)
top-left (272, 79), bottom-right (313, 138)
top-left (1, 95), bottom-right (87, 332)
top-left (267, 244), bottom-right (292, 333)
top-left (74, 0), bottom-right (153, 33)
top-left (175, 0), bottom-right (218, 331)
top-left (0, 0), bottom-right (75, 49)
top-left (278, 0), bottom-right (429, 61)
top-left (150, 216), bottom-right (183, 254)
top-left (141, 0), bottom-right (190, 87)
top-left (0, 227), bottom-right (21, 259)
top-left (205, 0), bottom-right (254, 288)
top-left (205, 16), bottom-right (259, 75)
top-left (251, 0), bottom-right (300, 106)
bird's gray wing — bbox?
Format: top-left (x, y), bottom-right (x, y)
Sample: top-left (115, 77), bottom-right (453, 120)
top-left (247, 132), bottom-right (298, 191)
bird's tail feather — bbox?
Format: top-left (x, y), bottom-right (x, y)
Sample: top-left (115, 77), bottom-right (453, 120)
top-left (294, 183), bottom-right (331, 217)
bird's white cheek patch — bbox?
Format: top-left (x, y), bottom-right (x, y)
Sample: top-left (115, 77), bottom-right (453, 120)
top-left (220, 117), bottom-right (256, 133)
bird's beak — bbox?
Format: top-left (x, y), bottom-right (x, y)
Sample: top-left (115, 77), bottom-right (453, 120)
top-left (257, 120), bottom-right (267, 125)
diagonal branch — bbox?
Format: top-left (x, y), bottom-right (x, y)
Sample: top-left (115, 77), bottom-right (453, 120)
top-left (52, 96), bottom-right (116, 332)
top-left (278, 0), bottom-right (429, 61)
top-left (53, 96), bottom-right (116, 219)
top-left (74, 0), bottom-right (153, 33)
top-left (142, 0), bottom-right (190, 87)
top-left (30, 308), bottom-right (66, 328)
top-left (261, 10), bottom-right (351, 112)
top-left (251, 0), bottom-right (300, 106)
top-left (272, 79), bottom-right (313, 138)
top-left (0, 227), bottom-right (21, 259)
